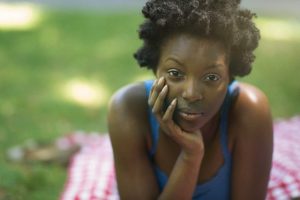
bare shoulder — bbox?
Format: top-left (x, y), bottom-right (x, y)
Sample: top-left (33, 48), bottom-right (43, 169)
top-left (108, 80), bottom-right (147, 128)
top-left (236, 82), bottom-right (271, 112)
top-left (108, 82), bottom-right (147, 115)
top-left (230, 82), bottom-right (273, 137)
top-left (108, 82), bottom-right (149, 139)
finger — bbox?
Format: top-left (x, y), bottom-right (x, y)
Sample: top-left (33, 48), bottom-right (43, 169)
top-left (148, 77), bottom-right (164, 106)
top-left (163, 122), bottom-right (185, 144)
top-left (162, 98), bottom-right (177, 122)
top-left (149, 79), bottom-right (157, 94)
top-left (152, 84), bottom-right (168, 115)
top-left (148, 79), bottom-right (158, 106)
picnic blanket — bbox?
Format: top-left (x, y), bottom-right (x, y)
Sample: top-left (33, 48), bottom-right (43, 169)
top-left (60, 116), bottom-right (300, 200)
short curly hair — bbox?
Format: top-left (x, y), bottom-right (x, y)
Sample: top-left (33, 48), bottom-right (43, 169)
top-left (134, 0), bottom-right (260, 77)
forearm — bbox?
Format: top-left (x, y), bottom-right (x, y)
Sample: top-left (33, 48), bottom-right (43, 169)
top-left (158, 151), bottom-right (203, 200)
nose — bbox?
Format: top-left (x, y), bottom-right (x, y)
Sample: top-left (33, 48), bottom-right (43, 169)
top-left (182, 79), bottom-right (204, 102)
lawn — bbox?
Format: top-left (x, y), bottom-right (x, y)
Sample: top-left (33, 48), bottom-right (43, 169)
top-left (0, 6), bottom-right (300, 200)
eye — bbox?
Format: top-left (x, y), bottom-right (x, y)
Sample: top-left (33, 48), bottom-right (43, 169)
top-left (203, 73), bottom-right (221, 82)
top-left (167, 69), bottom-right (184, 78)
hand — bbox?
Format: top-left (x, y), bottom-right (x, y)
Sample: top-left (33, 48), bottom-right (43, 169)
top-left (148, 77), bottom-right (205, 158)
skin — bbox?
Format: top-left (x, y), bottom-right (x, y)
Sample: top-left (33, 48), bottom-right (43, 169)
top-left (108, 33), bottom-right (273, 200)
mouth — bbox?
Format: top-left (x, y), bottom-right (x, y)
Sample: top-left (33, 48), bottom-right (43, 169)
top-left (177, 110), bottom-right (205, 121)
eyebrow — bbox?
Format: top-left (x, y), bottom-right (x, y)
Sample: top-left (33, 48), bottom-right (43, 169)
top-left (164, 57), bottom-right (185, 67)
top-left (205, 63), bottom-right (225, 69)
top-left (164, 57), bottom-right (226, 70)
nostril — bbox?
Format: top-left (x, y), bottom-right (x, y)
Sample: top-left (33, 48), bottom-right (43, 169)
top-left (182, 90), bottom-right (204, 102)
top-left (182, 80), bottom-right (204, 102)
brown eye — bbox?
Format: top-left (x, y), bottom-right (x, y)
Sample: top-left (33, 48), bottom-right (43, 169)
top-left (203, 73), bottom-right (221, 81)
top-left (167, 69), bottom-right (184, 78)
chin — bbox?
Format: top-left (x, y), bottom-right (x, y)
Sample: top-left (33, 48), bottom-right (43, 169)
top-left (174, 111), bottom-right (213, 133)
top-left (176, 120), bottom-right (203, 133)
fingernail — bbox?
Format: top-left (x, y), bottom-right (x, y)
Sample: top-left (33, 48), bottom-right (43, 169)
top-left (158, 77), bottom-right (164, 85)
top-left (172, 98), bottom-right (177, 104)
top-left (162, 85), bottom-right (168, 92)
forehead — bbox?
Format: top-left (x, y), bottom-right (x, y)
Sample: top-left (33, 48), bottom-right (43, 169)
top-left (160, 33), bottom-right (228, 65)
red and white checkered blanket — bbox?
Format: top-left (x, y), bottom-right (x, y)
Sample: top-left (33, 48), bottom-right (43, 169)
top-left (267, 117), bottom-right (300, 200)
top-left (60, 116), bottom-right (300, 200)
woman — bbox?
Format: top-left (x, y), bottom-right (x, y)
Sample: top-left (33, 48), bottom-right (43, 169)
top-left (108, 0), bottom-right (273, 199)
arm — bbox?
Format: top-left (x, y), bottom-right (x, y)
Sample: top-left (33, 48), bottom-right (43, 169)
top-left (231, 83), bottom-right (273, 200)
top-left (159, 152), bottom-right (202, 200)
top-left (108, 83), bottom-right (160, 200)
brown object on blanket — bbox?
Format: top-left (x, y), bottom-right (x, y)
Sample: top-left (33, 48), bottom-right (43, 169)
top-left (6, 139), bottom-right (80, 166)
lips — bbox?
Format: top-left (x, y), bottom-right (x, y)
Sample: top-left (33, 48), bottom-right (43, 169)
top-left (177, 110), bottom-right (205, 121)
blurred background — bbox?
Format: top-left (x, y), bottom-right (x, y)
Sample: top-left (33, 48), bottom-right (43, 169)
top-left (0, 0), bottom-right (299, 199)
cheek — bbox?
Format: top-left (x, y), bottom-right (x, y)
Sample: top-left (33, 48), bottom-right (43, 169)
top-left (165, 80), bottom-right (181, 103)
top-left (205, 85), bottom-right (228, 110)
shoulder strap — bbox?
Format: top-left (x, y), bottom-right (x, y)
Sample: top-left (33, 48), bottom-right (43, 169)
top-left (144, 80), bottom-right (159, 157)
top-left (220, 81), bottom-right (238, 160)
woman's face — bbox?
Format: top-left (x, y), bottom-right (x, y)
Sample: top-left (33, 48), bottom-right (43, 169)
top-left (156, 33), bottom-right (230, 132)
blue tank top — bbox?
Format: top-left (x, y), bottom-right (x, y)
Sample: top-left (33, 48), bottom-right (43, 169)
top-left (144, 80), bottom-right (238, 200)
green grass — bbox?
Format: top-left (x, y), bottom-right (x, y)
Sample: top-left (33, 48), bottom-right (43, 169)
top-left (241, 17), bottom-right (300, 117)
top-left (0, 8), bottom-right (299, 200)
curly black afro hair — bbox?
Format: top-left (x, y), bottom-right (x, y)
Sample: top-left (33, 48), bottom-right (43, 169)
top-left (134, 0), bottom-right (260, 77)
